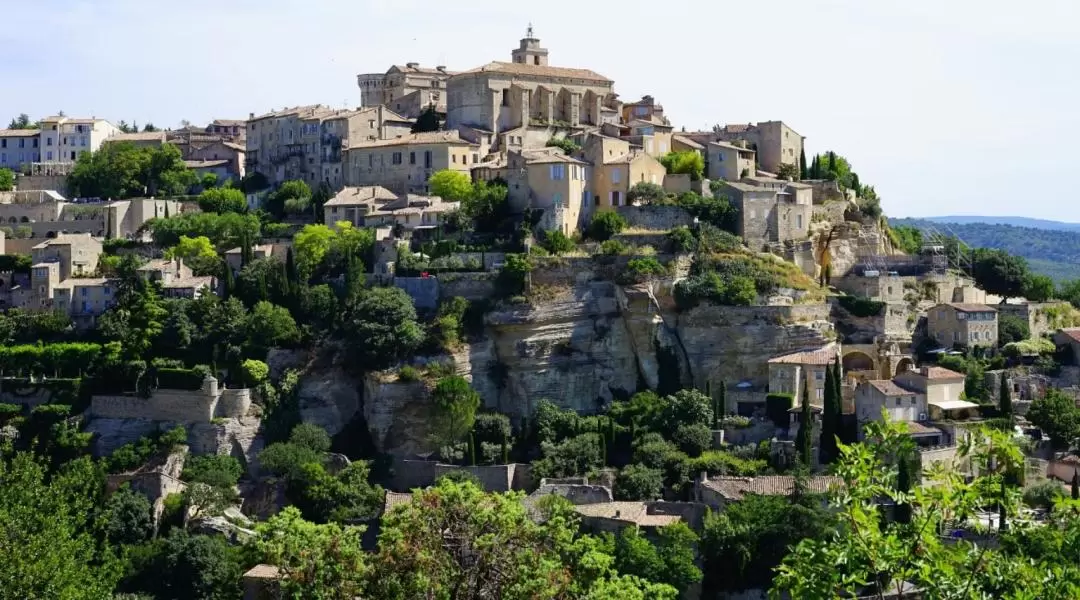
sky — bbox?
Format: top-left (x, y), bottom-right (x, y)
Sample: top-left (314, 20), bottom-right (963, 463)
top-left (3, 0), bottom-right (1079, 220)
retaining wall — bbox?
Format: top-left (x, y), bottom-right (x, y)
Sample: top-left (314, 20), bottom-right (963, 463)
top-left (89, 387), bottom-right (250, 422)
top-left (389, 458), bottom-right (533, 493)
top-left (437, 272), bottom-right (497, 300)
top-left (614, 206), bottom-right (694, 231)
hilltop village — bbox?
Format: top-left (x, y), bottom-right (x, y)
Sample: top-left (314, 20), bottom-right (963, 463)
top-left (4, 28), bottom-right (1080, 600)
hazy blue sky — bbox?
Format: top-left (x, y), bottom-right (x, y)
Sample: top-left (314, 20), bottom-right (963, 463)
top-left (3, 0), bottom-right (1077, 219)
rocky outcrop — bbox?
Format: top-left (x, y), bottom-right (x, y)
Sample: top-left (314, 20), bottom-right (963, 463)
top-left (266, 348), bottom-right (311, 380)
top-left (296, 367), bottom-right (362, 436)
top-left (362, 375), bottom-right (435, 457)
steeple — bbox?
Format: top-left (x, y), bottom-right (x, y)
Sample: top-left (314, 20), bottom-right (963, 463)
top-left (511, 24), bottom-right (549, 66)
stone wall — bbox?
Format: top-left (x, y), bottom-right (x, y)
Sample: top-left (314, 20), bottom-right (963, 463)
top-left (812, 201), bottom-right (849, 224)
top-left (89, 385), bottom-right (250, 422)
top-left (449, 251), bottom-right (506, 271)
top-left (532, 480), bottom-right (613, 504)
top-left (996, 302), bottom-right (1069, 339)
top-left (530, 255), bottom-right (680, 287)
top-left (437, 272), bottom-right (497, 300)
top-left (614, 205), bottom-right (694, 231)
top-left (106, 448), bottom-right (188, 528)
top-left (662, 174), bottom-right (691, 195)
top-left (389, 458), bottom-right (532, 492)
top-left (393, 276), bottom-right (439, 310)
top-left (721, 419), bottom-right (777, 446)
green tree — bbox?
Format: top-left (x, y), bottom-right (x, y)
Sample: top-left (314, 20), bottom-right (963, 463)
top-left (659, 151), bottom-right (705, 180)
top-left (656, 389), bottom-right (714, 438)
top-left (264, 180), bottom-right (312, 218)
top-left (240, 358), bottom-right (269, 387)
top-left (1027, 388), bottom-right (1080, 449)
top-left (1024, 273), bottom-right (1055, 302)
top-left (427, 169), bottom-right (473, 202)
top-left (250, 506), bottom-right (368, 599)
top-left (341, 287), bottom-right (423, 371)
top-left (819, 363), bottom-right (839, 465)
top-left (794, 383), bottom-right (812, 467)
top-left (431, 375), bottom-right (481, 450)
top-left (98, 255), bottom-right (167, 361)
top-left (196, 187), bottom-right (246, 214)
top-left (894, 449), bottom-right (913, 524)
top-left (0, 168), bottom-right (14, 191)
top-left (627, 182), bottom-right (666, 205)
top-left (588, 210), bottom-right (628, 241)
top-left (411, 105), bottom-right (441, 133)
top-left (0, 453), bottom-right (122, 599)
top-left (7, 113), bottom-right (35, 129)
top-left (543, 229), bottom-right (576, 254)
top-left (613, 464), bottom-right (664, 500)
top-left (200, 173), bottom-right (218, 190)
top-left (775, 163), bottom-right (799, 180)
top-left (147, 211), bottom-right (260, 249)
top-left (799, 147), bottom-right (808, 180)
top-left (246, 301), bottom-right (300, 349)
top-left (971, 248), bottom-right (1031, 300)
top-left (102, 487), bottom-right (154, 545)
top-left (1074, 470), bottom-right (1079, 501)
top-left (293, 223), bottom-right (336, 281)
top-left (164, 235), bottom-right (220, 276)
top-left (121, 529), bottom-right (242, 600)
top-left (368, 478), bottom-right (676, 599)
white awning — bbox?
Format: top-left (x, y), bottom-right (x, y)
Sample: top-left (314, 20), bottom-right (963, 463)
top-left (929, 399), bottom-right (980, 411)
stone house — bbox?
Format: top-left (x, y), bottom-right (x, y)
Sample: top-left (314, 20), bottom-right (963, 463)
top-left (927, 303), bottom-right (998, 348)
top-left (357, 63), bottom-right (457, 118)
top-left (344, 131), bottom-right (480, 195)
top-left (621, 116), bottom-right (674, 159)
top-left (0, 128), bottom-right (42, 173)
top-left (571, 501), bottom-right (705, 535)
top-left (505, 148), bottom-right (588, 236)
top-left (38, 115), bottom-right (121, 164)
top-left (693, 475), bottom-right (841, 510)
top-left (323, 185), bottom-right (459, 232)
top-left (621, 95), bottom-right (667, 125)
top-left (706, 140), bottom-right (756, 181)
top-left (719, 179), bottom-right (812, 250)
top-left (103, 130), bottom-right (167, 149)
top-left (445, 31), bottom-right (616, 135)
top-left (576, 133), bottom-right (667, 210)
top-left (223, 243), bottom-right (285, 273)
top-left (318, 107), bottom-right (413, 190)
top-left (32, 232), bottom-right (101, 279)
top-left (853, 366), bottom-right (972, 443)
top-left (1054, 328), bottom-right (1080, 365)
top-left (767, 344), bottom-right (840, 405)
top-left (995, 301), bottom-right (1069, 339)
top-left (185, 140), bottom-right (246, 183)
top-left (671, 134), bottom-right (705, 156)
top-left (713, 121), bottom-right (804, 174)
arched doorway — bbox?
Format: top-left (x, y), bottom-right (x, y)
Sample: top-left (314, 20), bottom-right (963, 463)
top-left (843, 351), bottom-right (876, 374)
top-left (895, 358), bottom-right (915, 375)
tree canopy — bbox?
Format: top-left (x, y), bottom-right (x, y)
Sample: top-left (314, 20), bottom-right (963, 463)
top-left (428, 169), bottom-right (473, 203)
top-left (69, 142), bottom-right (195, 199)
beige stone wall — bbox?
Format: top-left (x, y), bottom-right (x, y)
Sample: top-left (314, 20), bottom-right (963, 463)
top-left (756, 121), bottom-right (803, 174)
top-left (345, 142), bottom-right (476, 193)
top-left (928, 305), bottom-right (997, 347)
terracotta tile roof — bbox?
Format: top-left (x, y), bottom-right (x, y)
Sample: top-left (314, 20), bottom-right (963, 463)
top-left (162, 276), bottom-right (214, 290)
top-left (347, 130), bottom-right (475, 149)
top-left (383, 491), bottom-right (413, 514)
top-left (672, 134), bottom-right (704, 150)
top-left (1058, 328), bottom-right (1080, 344)
top-left (942, 303), bottom-right (997, 313)
top-left (244, 564), bottom-right (281, 580)
top-left (324, 186), bottom-right (399, 207)
top-left (0, 128), bottom-right (40, 137)
top-left (768, 345), bottom-right (839, 366)
top-left (918, 366), bottom-right (965, 380)
top-left (866, 380), bottom-right (915, 396)
top-left (457, 61), bottom-right (612, 83)
top-left (720, 123), bottom-right (753, 134)
top-left (107, 131), bottom-right (166, 143)
top-left (520, 148), bottom-right (587, 165)
top-left (211, 119), bottom-right (246, 127)
top-left (702, 475), bottom-right (841, 501)
top-left (572, 502), bottom-right (681, 527)
top-left (222, 141), bottom-right (246, 152)
top-left (903, 422), bottom-right (942, 436)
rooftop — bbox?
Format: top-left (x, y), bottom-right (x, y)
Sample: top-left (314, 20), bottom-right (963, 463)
top-left (457, 61), bottom-right (612, 83)
top-left (672, 134), bottom-right (705, 150)
top-left (347, 130), bottom-right (475, 150)
top-left (942, 303), bottom-right (997, 313)
top-left (571, 502), bottom-right (682, 527)
top-left (701, 475), bottom-right (842, 501)
top-left (389, 64), bottom-right (457, 76)
top-left (768, 345), bottom-right (838, 366)
top-left (107, 131), bottom-right (166, 143)
top-left (866, 380), bottom-right (916, 397)
top-left (903, 421), bottom-right (943, 437)
top-left (243, 564), bottom-right (281, 580)
top-left (519, 148), bottom-right (587, 165)
top-left (917, 366), bottom-right (965, 380)
top-left (324, 186), bottom-right (399, 207)
top-left (163, 276), bottom-right (214, 290)
top-left (709, 140), bottom-right (755, 153)
top-left (184, 159), bottom-right (231, 169)
top-left (0, 129), bottom-right (40, 137)
top-left (1058, 328), bottom-right (1080, 344)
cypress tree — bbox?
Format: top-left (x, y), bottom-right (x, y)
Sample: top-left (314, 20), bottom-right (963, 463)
top-left (999, 371), bottom-right (1012, 421)
top-left (819, 365), bottom-right (838, 465)
top-left (164, 202), bottom-right (170, 218)
top-left (718, 381), bottom-right (726, 418)
top-left (222, 264), bottom-right (234, 299)
top-left (600, 434), bottom-right (607, 466)
top-left (468, 433), bottom-right (476, 466)
top-left (799, 147), bottom-right (808, 180)
top-left (827, 151), bottom-right (837, 174)
top-left (1073, 469), bottom-right (1079, 501)
top-left (896, 452), bottom-right (912, 524)
top-left (501, 432), bottom-right (509, 464)
top-left (794, 383), bottom-right (813, 468)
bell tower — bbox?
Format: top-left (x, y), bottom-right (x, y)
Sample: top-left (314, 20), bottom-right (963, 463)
top-left (511, 23), bottom-right (549, 66)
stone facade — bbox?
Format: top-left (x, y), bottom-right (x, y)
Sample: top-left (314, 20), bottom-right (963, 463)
top-left (996, 302), bottom-right (1069, 340)
top-left (927, 303), bottom-right (998, 348)
top-left (357, 64), bottom-right (456, 118)
top-left (344, 131), bottom-right (479, 194)
top-left (389, 459), bottom-right (533, 492)
top-left (89, 377), bottom-right (251, 422)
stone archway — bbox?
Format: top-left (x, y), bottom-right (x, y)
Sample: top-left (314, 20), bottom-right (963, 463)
top-left (895, 357), bottom-right (915, 375)
top-left (45, 231), bottom-right (57, 239)
top-left (842, 350), bottom-right (876, 373)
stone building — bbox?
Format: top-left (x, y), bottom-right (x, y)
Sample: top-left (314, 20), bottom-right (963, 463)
top-left (767, 344), bottom-right (840, 405)
top-left (927, 303), bottom-right (998, 348)
top-left (184, 140), bottom-right (246, 184)
top-left (694, 475), bottom-right (841, 510)
top-left (344, 131), bottom-right (480, 194)
top-left (37, 115), bottom-right (121, 164)
top-left (575, 133), bottom-right (667, 210)
top-left (0, 129), bottom-right (42, 174)
top-left (445, 29), bottom-right (616, 136)
top-left (504, 148), bottom-right (589, 235)
top-left (706, 140), bottom-right (756, 181)
top-left (31, 233), bottom-right (101, 280)
top-left (323, 185), bottom-right (459, 232)
top-left (357, 63), bottom-right (457, 118)
top-left (621, 95), bottom-right (668, 125)
top-left (713, 121), bottom-right (804, 174)
top-left (719, 178), bottom-right (812, 250)
top-left (318, 107), bottom-right (413, 190)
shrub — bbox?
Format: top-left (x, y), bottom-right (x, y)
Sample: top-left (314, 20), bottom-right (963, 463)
top-left (837, 295), bottom-right (885, 318)
top-left (240, 359), bottom-right (269, 387)
top-left (543, 230), bottom-right (575, 255)
top-left (599, 239), bottom-right (630, 256)
top-left (587, 211), bottom-right (628, 241)
top-left (289, 423), bottom-right (331, 453)
top-left (688, 450), bottom-right (767, 476)
top-left (496, 254), bottom-right (531, 297)
top-left (627, 182), bottom-right (667, 205)
top-left (182, 454), bottom-right (244, 488)
top-left (673, 423), bottom-right (713, 457)
top-left (1023, 479), bottom-right (1065, 509)
top-left (0, 403), bottom-right (20, 425)
top-left (668, 226), bottom-right (696, 253)
top-left (473, 413), bottom-right (512, 446)
top-left (155, 367), bottom-right (205, 390)
top-left (613, 464), bottom-right (664, 500)
top-left (622, 257), bottom-right (667, 284)
top-left (545, 137), bottom-right (580, 155)
top-left (397, 365), bottom-right (421, 382)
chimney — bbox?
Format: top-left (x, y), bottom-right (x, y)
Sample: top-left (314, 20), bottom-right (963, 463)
top-left (406, 62), bottom-right (419, 69)
top-left (614, 510), bottom-right (621, 519)
top-left (436, 65), bottom-right (446, 72)
top-left (249, 112), bottom-right (254, 120)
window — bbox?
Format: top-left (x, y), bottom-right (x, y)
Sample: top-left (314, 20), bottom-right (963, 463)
top-left (70, 152), bottom-right (76, 160)
top-left (409, 152), bottom-right (416, 164)
top-left (985, 331), bottom-right (992, 340)
top-left (550, 164), bottom-right (565, 180)
top-left (816, 389), bottom-right (823, 400)
top-left (910, 397), bottom-right (917, 405)
top-left (46, 151), bottom-right (53, 160)
top-left (611, 190), bottom-right (621, 206)
top-left (472, 154), bottom-right (478, 163)
top-left (953, 332), bottom-right (960, 342)
top-left (368, 154), bottom-right (374, 168)
top-left (645, 140), bottom-right (653, 154)
top-left (80, 288), bottom-right (87, 297)
top-left (634, 106), bottom-right (648, 116)
top-left (81, 137), bottom-right (87, 147)
top-left (796, 214), bottom-right (803, 229)
top-left (47, 138), bottom-right (52, 146)
top-left (501, 88), bottom-right (509, 106)
top-left (0, 140), bottom-right (5, 149)
top-left (332, 207), bottom-right (338, 214)
top-left (584, 190), bottom-right (592, 205)
top-left (895, 398), bottom-right (901, 407)
top-left (424, 151), bottom-right (432, 168)
top-left (611, 168), bottom-right (621, 183)
top-left (368, 119), bottom-right (375, 129)
top-left (715, 152), bottom-right (724, 162)
top-left (451, 155), bottom-right (456, 164)
top-left (814, 370), bottom-right (824, 381)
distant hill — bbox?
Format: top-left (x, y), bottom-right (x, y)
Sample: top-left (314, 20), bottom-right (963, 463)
top-left (889, 218), bottom-right (1080, 281)
top-left (920, 215), bottom-right (1080, 233)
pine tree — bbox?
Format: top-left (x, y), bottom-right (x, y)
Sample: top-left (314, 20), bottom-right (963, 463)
top-left (794, 383), bottom-right (813, 469)
top-left (819, 365), bottom-right (838, 465)
top-left (999, 371), bottom-right (1013, 421)
top-left (799, 147), bottom-right (808, 180)
top-left (896, 452), bottom-right (912, 524)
